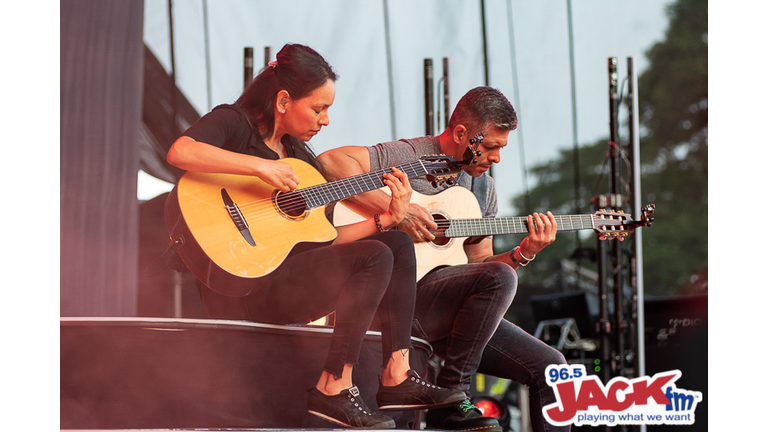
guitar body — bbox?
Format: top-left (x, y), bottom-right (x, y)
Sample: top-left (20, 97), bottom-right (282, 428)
top-left (165, 158), bottom-right (337, 296)
top-left (334, 187), bottom-right (483, 280)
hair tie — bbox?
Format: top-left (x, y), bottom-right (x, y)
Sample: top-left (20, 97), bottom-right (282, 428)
top-left (268, 61), bottom-right (277, 68)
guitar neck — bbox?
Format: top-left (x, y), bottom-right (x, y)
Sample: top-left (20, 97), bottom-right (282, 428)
top-left (444, 214), bottom-right (595, 238)
top-left (299, 160), bottom-right (428, 209)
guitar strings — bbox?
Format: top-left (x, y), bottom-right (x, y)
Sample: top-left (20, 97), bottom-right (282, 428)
top-left (232, 161), bottom-right (438, 224)
top-left (428, 214), bottom-right (619, 237)
top-left (429, 215), bottom-right (594, 227)
top-left (234, 168), bottom-right (394, 215)
top-left (234, 158), bottom-right (454, 214)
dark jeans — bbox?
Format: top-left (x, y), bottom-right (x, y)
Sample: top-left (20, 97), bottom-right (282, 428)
top-left (199, 230), bottom-right (416, 378)
top-left (416, 262), bottom-right (569, 432)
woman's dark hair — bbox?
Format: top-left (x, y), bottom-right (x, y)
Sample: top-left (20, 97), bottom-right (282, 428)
top-left (235, 44), bottom-right (338, 165)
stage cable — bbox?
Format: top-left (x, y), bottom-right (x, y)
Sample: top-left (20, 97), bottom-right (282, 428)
top-left (382, 0), bottom-right (397, 141)
top-left (479, 0), bottom-right (493, 180)
top-left (424, 59), bottom-right (434, 136)
top-left (203, 0), bottom-right (213, 111)
top-left (167, 0), bottom-right (178, 138)
top-left (443, 57), bottom-right (450, 128)
top-left (566, 0), bottom-right (583, 226)
top-left (609, 57), bottom-right (626, 385)
top-left (167, 0), bottom-right (184, 318)
top-left (202, 0), bottom-right (212, 111)
top-left (505, 0), bottom-right (531, 215)
top-left (437, 76), bottom-right (444, 133)
top-left (627, 57), bottom-right (647, 412)
top-left (480, 0), bottom-right (490, 87)
top-left (436, 58), bottom-right (450, 130)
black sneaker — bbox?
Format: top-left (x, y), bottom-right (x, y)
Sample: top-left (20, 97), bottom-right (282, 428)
top-left (308, 386), bottom-right (396, 429)
top-left (376, 369), bottom-right (467, 411)
top-left (426, 400), bottom-right (503, 432)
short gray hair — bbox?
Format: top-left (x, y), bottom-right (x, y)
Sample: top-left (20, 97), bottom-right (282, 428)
top-left (448, 86), bottom-right (517, 135)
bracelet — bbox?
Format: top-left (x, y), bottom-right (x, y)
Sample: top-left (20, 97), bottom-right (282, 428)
top-left (518, 245), bottom-right (536, 262)
top-left (511, 246), bottom-right (532, 267)
top-left (373, 213), bottom-right (387, 232)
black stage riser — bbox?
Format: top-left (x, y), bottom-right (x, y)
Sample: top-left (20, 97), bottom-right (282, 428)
top-left (60, 318), bottom-right (431, 430)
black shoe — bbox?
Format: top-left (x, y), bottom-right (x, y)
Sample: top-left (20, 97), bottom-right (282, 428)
top-left (308, 386), bottom-right (396, 429)
top-left (376, 369), bottom-right (467, 411)
top-left (426, 400), bottom-right (503, 432)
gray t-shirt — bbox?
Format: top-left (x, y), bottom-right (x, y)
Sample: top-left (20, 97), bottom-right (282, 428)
top-left (367, 136), bottom-right (499, 218)
top-left (367, 136), bottom-right (499, 244)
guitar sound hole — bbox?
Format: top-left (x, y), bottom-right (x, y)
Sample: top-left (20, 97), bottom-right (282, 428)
top-left (275, 191), bottom-right (308, 218)
top-left (431, 213), bottom-right (450, 246)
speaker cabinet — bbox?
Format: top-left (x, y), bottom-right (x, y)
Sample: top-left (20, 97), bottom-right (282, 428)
top-left (644, 295), bottom-right (707, 432)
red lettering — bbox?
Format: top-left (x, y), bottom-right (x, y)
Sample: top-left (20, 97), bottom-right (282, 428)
top-left (574, 378), bottom-right (608, 410)
top-left (605, 380), bottom-right (633, 411)
top-left (544, 380), bottom-right (577, 423)
top-left (545, 376), bottom-right (608, 423)
top-left (628, 372), bottom-right (675, 406)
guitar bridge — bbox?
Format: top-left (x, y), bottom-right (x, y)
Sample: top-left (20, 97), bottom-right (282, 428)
top-left (221, 188), bottom-right (256, 247)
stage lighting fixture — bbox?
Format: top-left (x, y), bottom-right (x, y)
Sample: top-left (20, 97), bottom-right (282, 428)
top-left (474, 396), bottom-right (510, 429)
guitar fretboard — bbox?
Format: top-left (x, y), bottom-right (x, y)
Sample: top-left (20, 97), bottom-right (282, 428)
top-left (443, 214), bottom-right (596, 238)
top-left (297, 160), bottom-right (428, 209)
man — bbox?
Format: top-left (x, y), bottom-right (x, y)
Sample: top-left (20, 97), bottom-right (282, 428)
top-left (318, 86), bottom-right (569, 432)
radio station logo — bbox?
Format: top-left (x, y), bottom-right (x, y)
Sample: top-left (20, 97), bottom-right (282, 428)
top-left (542, 364), bottom-right (702, 427)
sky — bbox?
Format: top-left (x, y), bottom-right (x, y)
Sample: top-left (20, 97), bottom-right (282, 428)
top-left (139, 0), bottom-right (674, 218)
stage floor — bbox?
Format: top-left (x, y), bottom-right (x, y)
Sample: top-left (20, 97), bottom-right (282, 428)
top-left (61, 429), bottom-right (429, 432)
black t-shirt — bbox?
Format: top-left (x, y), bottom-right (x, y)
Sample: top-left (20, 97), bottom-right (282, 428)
top-left (182, 103), bottom-right (333, 219)
top-left (182, 104), bottom-right (320, 170)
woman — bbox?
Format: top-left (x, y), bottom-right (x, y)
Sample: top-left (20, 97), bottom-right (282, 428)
top-left (166, 43), bottom-right (464, 428)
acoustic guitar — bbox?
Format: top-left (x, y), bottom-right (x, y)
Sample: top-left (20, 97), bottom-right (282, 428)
top-left (333, 186), bottom-right (655, 280)
top-left (164, 156), bottom-right (464, 296)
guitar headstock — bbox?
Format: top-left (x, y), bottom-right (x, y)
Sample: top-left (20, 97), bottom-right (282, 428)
top-left (593, 203), bottom-right (655, 241)
top-left (420, 155), bottom-right (466, 187)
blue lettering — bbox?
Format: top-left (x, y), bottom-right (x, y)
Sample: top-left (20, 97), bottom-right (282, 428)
top-left (665, 413), bottom-right (692, 422)
top-left (647, 414), bottom-right (662, 422)
top-left (618, 413), bottom-right (645, 422)
top-left (664, 387), bottom-right (697, 411)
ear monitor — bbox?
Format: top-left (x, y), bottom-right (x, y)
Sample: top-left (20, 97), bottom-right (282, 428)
top-left (463, 133), bottom-right (484, 164)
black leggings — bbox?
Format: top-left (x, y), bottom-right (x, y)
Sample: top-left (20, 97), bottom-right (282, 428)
top-left (199, 230), bottom-right (417, 377)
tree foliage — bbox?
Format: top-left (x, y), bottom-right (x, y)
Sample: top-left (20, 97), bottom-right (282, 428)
top-left (501, 0), bottom-right (707, 303)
